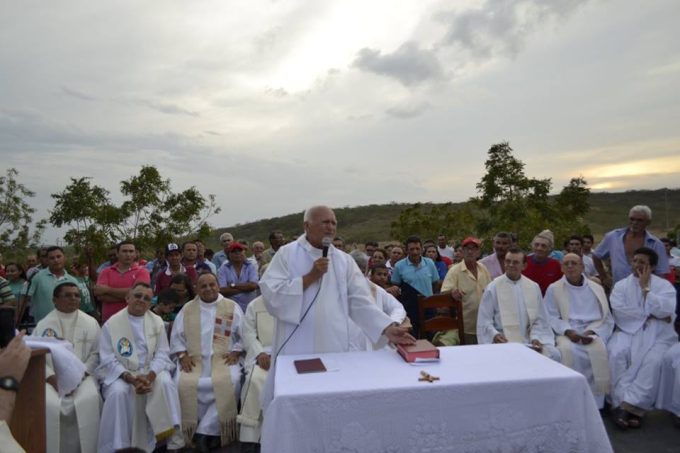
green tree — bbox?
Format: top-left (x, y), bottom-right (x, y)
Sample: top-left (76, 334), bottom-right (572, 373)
top-left (0, 168), bottom-right (45, 250)
top-left (50, 177), bottom-right (121, 254)
top-left (49, 166), bottom-right (221, 254)
top-left (390, 202), bottom-right (477, 243)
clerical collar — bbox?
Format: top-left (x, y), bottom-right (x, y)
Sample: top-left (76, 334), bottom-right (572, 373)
top-left (503, 274), bottom-right (522, 284)
top-left (565, 275), bottom-right (585, 288)
top-left (200, 296), bottom-right (222, 306)
top-left (56, 309), bottom-right (78, 320)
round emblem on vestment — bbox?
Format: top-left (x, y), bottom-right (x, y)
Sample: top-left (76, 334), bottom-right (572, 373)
top-left (117, 337), bottom-right (133, 357)
top-left (42, 328), bottom-right (58, 337)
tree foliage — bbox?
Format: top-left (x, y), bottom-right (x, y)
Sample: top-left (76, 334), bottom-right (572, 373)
top-left (50, 165), bottom-right (221, 254)
top-left (0, 168), bottom-right (45, 250)
top-left (390, 142), bottom-right (591, 249)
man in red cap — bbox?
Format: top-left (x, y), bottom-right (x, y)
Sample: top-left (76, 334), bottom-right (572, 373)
top-left (441, 236), bottom-right (492, 344)
top-left (217, 242), bottom-right (259, 312)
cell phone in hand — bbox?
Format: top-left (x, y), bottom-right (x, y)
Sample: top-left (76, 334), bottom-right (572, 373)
top-left (0, 308), bottom-right (16, 348)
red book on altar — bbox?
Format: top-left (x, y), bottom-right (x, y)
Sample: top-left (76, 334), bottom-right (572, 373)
top-left (396, 340), bottom-right (440, 363)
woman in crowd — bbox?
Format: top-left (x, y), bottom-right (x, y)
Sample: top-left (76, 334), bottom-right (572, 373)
top-left (424, 245), bottom-right (449, 280)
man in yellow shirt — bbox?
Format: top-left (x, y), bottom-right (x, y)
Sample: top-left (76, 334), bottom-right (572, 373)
top-left (441, 237), bottom-right (492, 344)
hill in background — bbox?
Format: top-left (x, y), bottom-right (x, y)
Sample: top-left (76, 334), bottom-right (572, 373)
top-left (211, 188), bottom-right (680, 249)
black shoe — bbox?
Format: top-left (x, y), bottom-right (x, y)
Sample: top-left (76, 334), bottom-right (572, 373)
top-left (194, 434), bottom-right (220, 452)
top-left (241, 442), bottom-right (261, 453)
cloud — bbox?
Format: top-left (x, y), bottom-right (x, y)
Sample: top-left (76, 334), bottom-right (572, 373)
top-left (60, 86), bottom-right (96, 101)
top-left (353, 41), bottom-right (444, 86)
top-left (437, 0), bottom-right (591, 59)
top-left (386, 102), bottom-right (430, 119)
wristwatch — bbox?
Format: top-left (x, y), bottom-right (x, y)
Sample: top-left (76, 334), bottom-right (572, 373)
top-left (0, 376), bottom-right (20, 392)
top-left (230, 283), bottom-right (236, 288)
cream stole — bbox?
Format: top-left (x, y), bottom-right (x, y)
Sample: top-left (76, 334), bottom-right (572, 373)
top-left (553, 279), bottom-right (611, 394)
top-left (238, 300), bottom-right (274, 428)
top-left (107, 309), bottom-right (175, 443)
top-left (178, 298), bottom-right (237, 446)
top-left (38, 310), bottom-right (94, 364)
top-left (496, 277), bottom-right (540, 343)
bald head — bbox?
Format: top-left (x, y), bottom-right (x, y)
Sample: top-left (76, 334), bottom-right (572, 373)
top-left (562, 253), bottom-right (584, 284)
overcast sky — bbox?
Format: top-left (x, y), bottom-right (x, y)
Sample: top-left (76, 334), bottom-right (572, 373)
top-left (2, 0), bottom-right (679, 243)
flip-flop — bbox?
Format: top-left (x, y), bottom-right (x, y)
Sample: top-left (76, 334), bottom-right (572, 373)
top-left (613, 408), bottom-right (629, 430)
top-left (627, 414), bottom-right (642, 429)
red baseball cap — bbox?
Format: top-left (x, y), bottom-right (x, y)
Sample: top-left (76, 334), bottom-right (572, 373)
top-left (461, 236), bottom-right (481, 247)
top-left (227, 242), bottom-right (247, 252)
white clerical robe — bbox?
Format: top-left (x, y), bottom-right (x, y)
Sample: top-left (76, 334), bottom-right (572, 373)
top-left (259, 236), bottom-right (394, 406)
top-left (657, 342), bottom-right (680, 417)
top-left (544, 276), bottom-right (614, 408)
top-left (170, 296), bottom-right (243, 438)
top-left (477, 275), bottom-right (560, 361)
top-left (34, 309), bottom-right (101, 453)
top-left (349, 282), bottom-right (407, 351)
top-left (238, 295), bottom-right (274, 443)
top-left (607, 274), bottom-right (677, 412)
top-left (96, 309), bottom-right (182, 453)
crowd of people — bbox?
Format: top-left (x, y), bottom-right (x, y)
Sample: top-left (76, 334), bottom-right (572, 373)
top-left (0, 203), bottom-right (679, 452)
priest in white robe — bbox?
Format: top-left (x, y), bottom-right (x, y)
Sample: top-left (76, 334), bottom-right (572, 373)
top-left (259, 206), bottom-right (415, 404)
top-left (33, 281), bottom-right (101, 453)
top-left (170, 272), bottom-right (244, 451)
top-left (544, 254), bottom-right (614, 408)
top-left (608, 247), bottom-right (677, 429)
top-left (477, 247), bottom-right (560, 361)
top-left (657, 342), bottom-right (680, 427)
top-left (238, 295), bottom-right (274, 451)
top-left (96, 282), bottom-right (183, 453)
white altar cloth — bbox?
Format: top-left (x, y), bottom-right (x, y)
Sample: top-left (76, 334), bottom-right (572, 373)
top-left (261, 343), bottom-right (611, 453)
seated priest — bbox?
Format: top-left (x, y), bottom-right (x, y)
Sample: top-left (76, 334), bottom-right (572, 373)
top-left (32, 282), bottom-right (101, 453)
top-left (477, 247), bottom-right (560, 361)
top-left (544, 254), bottom-right (614, 408)
top-left (349, 252), bottom-right (410, 351)
top-left (237, 295), bottom-right (274, 452)
top-left (657, 342), bottom-right (680, 428)
top-left (170, 272), bottom-right (244, 452)
top-left (96, 282), bottom-right (183, 452)
top-left (607, 247), bottom-right (677, 430)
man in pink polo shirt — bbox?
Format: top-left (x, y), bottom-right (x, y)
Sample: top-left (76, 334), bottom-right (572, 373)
top-left (94, 240), bottom-right (151, 322)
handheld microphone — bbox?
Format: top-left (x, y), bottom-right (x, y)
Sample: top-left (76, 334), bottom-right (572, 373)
top-left (322, 236), bottom-right (332, 258)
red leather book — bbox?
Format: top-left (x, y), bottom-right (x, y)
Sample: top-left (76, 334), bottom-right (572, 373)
top-left (294, 358), bottom-right (327, 374)
top-left (396, 340), bottom-right (440, 363)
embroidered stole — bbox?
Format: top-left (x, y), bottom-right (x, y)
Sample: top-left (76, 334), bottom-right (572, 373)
top-left (496, 277), bottom-right (539, 343)
top-left (178, 298), bottom-right (237, 446)
top-left (553, 279), bottom-right (611, 394)
top-left (107, 309), bottom-right (174, 443)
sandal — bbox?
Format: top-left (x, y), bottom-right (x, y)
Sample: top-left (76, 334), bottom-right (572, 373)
top-left (613, 408), bottom-right (629, 430)
top-left (627, 414), bottom-right (642, 429)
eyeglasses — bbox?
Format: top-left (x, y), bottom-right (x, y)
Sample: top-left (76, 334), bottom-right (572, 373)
top-left (131, 293), bottom-right (153, 302)
top-left (629, 217), bottom-right (646, 222)
top-left (563, 261), bottom-right (581, 267)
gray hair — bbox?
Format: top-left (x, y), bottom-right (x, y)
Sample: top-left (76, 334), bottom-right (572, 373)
top-left (219, 232), bottom-right (233, 241)
top-left (629, 205), bottom-right (652, 220)
top-left (350, 250), bottom-right (369, 273)
top-left (303, 205), bottom-right (330, 223)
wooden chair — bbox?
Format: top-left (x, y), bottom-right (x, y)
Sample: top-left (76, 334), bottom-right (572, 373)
top-left (417, 293), bottom-right (465, 345)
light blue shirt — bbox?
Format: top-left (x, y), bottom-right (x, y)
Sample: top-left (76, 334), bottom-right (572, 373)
top-left (217, 260), bottom-right (259, 312)
top-left (593, 227), bottom-right (669, 283)
top-left (390, 256), bottom-right (440, 297)
top-left (212, 250), bottom-right (228, 269)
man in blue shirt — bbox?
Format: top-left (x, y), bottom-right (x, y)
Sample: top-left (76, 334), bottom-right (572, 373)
top-left (391, 236), bottom-right (441, 297)
top-left (593, 205), bottom-right (669, 291)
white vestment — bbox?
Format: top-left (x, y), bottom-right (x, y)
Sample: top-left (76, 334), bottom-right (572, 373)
top-left (170, 296), bottom-right (243, 438)
top-left (349, 282), bottom-right (407, 351)
top-left (607, 274), bottom-right (677, 411)
top-left (33, 309), bottom-right (101, 453)
top-left (544, 276), bottom-right (614, 408)
top-left (477, 275), bottom-right (560, 361)
top-left (96, 309), bottom-right (183, 453)
top-left (238, 295), bottom-right (274, 443)
top-left (657, 342), bottom-right (680, 417)
top-left (259, 236), bottom-right (394, 406)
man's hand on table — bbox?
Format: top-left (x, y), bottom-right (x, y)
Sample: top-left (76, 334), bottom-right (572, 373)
top-left (384, 324), bottom-right (416, 345)
top-left (492, 333), bottom-right (508, 344)
top-left (529, 339), bottom-right (543, 353)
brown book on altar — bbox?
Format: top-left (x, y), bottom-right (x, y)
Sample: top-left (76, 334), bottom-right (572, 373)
top-left (294, 358), bottom-right (327, 374)
top-left (397, 340), bottom-right (440, 363)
